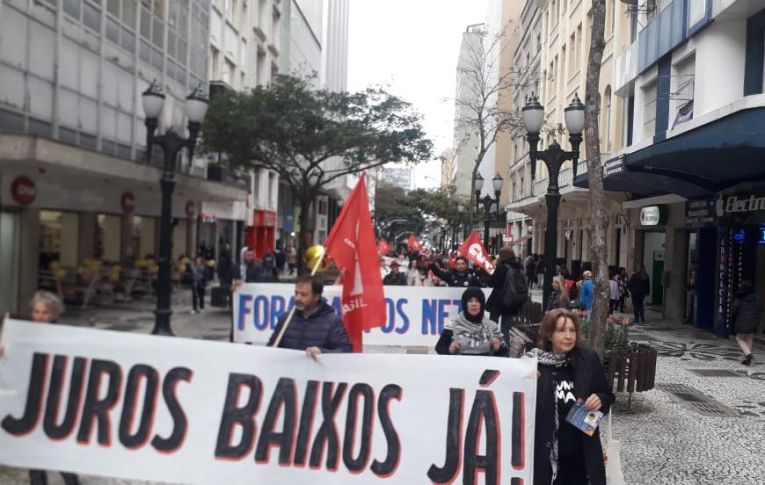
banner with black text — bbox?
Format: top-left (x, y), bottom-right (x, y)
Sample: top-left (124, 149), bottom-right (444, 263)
top-left (0, 319), bottom-right (536, 484)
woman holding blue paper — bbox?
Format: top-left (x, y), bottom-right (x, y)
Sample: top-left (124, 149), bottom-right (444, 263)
top-left (529, 308), bottom-right (615, 485)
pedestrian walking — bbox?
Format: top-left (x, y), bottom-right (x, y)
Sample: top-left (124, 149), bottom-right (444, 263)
top-left (274, 243), bottom-right (286, 276)
top-left (546, 275), bottom-right (571, 311)
top-left (628, 265), bottom-right (650, 322)
top-left (525, 254), bottom-right (537, 289)
top-left (529, 308), bottom-right (615, 485)
top-left (287, 241), bottom-right (297, 276)
top-left (267, 276), bottom-right (352, 358)
top-left (435, 287), bottom-right (507, 356)
top-left (617, 268), bottom-right (629, 313)
top-left (0, 291), bottom-right (81, 485)
top-left (486, 247), bottom-right (528, 346)
top-left (609, 272), bottom-right (621, 314)
top-left (189, 256), bottom-right (206, 314)
top-left (579, 270), bottom-right (594, 311)
top-left (730, 280), bottom-right (761, 366)
top-left (537, 256), bottom-right (546, 290)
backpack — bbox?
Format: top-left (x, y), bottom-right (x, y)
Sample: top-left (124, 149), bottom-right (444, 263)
top-left (502, 264), bottom-right (530, 309)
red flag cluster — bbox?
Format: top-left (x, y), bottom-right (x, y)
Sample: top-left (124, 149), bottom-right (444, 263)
top-left (324, 174), bottom-right (387, 352)
top-left (458, 231), bottom-right (495, 274)
top-left (376, 238), bottom-right (392, 256)
top-left (407, 234), bottom-right (423, 252)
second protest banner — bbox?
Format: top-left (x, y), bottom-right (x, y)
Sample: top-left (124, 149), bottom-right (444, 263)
top-left (233, 283), bottom-right (492, 346)
top-left (0, 319), bottom-right (536, 484)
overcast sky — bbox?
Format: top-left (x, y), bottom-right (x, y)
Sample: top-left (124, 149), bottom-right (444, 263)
top-left (347, 1), bottom-right (487, 189)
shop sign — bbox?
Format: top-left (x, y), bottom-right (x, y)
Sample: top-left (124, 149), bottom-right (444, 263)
top-left (603, 155), bottom-right (625, 178)
top-left (255, 210), bottom-right (276, 227)
top-left (686, 198), bottom-right (715, 225)
top-left (10, 176), bottom-right (36, 205)
top-left (120, 192), bottom-right (135, 213)
top-left (715, 192), bottom-right (765, 219)
top-left (185, 201), bottom-right (196, 218)
top-left (640, 205), bottom-right (667, 226)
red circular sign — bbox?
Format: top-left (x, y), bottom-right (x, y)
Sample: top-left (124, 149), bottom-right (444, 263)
top-left (11, 176), bottom-right (36, 205)
top-left (185, 201), bottom-right (196, 218)
top-left (121, 192), bottom-right (135, 213)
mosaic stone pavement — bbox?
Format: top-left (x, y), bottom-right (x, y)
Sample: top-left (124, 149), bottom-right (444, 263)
top-left (1, 295), bottom-right (764, 484)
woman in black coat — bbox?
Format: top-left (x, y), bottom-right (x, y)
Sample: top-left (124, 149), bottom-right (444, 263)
top-left (529, 309), bottom-right (615, 485)
top-left (486, 247), bottom-right (524, 345)
top-left (731, 280), bottom-right (762, 366)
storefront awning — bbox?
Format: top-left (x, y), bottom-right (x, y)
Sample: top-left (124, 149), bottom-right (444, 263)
top-left (574, 104), bottom-right (765, 198)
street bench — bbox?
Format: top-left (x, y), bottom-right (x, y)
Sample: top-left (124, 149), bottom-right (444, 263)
top-left (606, 344), bottom-right (657, 409)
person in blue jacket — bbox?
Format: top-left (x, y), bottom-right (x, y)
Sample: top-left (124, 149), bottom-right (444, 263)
top-left (579, 270), bottom-right (594, 311)
top-left (268, 276), bottom-right (352, 358)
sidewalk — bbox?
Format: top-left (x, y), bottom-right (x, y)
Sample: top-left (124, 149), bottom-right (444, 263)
top-left (2, 289), bottom-right (764, 484)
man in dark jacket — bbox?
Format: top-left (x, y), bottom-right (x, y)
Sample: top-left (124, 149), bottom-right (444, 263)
top-left (382, 260), bottom-right (407, 285)
top-left (628, 265), bottom-right (651, 322)
top-left (485, 248), bottom-right (526, 345)
top-left (268, 276), bottom-right (352, 358)
top-left (430, 256), bottom-right (483, 288)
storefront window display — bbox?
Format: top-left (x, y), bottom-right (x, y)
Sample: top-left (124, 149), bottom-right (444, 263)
top-left (95, 214), bottom-right (122, 262)
top-left (39, 210), bottom-right (79, 269)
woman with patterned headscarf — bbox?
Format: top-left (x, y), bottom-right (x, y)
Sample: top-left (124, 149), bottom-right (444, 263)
top-left (435, 287), bottom-right (507, 356)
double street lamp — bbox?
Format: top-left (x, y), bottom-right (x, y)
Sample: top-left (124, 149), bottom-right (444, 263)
top-left (522, 93), bottom-right (585, 302)
top-left (474, 173), bottom-right (504, 250)
top-left (142, 81), bottom-right (209, 335)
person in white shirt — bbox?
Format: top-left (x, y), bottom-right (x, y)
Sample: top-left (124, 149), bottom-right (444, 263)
top-left (609, 273), bottom-right (621, 314)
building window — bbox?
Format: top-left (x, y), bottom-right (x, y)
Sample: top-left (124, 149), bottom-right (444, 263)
top-left (39, 211), bottom-right (80, 269)
top-left (603, 86), bottom-right (612, 152)
top-left (642, 80), bottom-right (657, 139)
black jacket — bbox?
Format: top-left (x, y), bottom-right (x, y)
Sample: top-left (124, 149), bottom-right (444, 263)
top-left (430, 264), bottom-right (483, 288)
top-left (485, 261), bottom-right (525, 315)
top-left (382, 271), bottom-right (408, 286)
top-left (534, 347), bottom-right (615, 485)
top-left (628, 272), bottom-right (650, 298)
top-left (731, 291), bottom-right (762, 335)
top-left (267, 300), bottom-right (352, 353)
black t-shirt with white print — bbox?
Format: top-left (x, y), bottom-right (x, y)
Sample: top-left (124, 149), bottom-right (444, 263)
top-left (553, 364), bottom-right (582, 456)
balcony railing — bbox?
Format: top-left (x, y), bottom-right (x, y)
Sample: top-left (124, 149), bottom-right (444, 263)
top-left (531, 163), bottom-right (589, 197)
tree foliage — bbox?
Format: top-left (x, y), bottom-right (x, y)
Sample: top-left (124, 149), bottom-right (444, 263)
top-left (374, 181), bottom-right (426, 239)
top-left (201, 75), bottom-right (433, 271)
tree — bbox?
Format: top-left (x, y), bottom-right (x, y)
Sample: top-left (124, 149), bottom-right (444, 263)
top-left (201, 75), bottom-right (433, 272)
top-left (584, 0), bottom-right (609, 358)
top-left (374, 181), bottom-right (426, 240)
top-left (408, 186), bottom-right (466, 251)
top-left (453, 22), bottom-right (529, 217)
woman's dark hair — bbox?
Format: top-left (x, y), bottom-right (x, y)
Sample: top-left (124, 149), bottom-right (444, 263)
top-left (536, 309), bottom-right (585, 351)
top-left (497, 247), bottom-right (516, 264)
top-left (409, 259), bottom-right (418, 270)
top-left (460, 286), bottom-right (486, 322)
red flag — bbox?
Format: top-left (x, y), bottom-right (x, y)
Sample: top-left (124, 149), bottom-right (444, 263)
top-left (325, 174), bottom-right (386, 352)
top-left (407, 234), bottom-right (423, 251)
top-left (448, 253), bottom-right (457, 269)
top-left (376, 238), bottom-right (392, 256)
top-left (458, 231), bottom-right (496, 274)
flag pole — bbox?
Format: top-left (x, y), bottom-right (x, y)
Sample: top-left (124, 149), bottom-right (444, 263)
top-left (270, 251), bottom-right (327, 348)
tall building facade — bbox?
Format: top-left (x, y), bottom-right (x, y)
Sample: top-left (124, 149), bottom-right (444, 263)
top-left (502, 0), bottom-right (765, 337)
top-left (0, 0), bottom-right (247, 316)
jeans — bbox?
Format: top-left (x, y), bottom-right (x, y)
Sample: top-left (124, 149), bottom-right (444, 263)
top-left (29, 470), bottom-right (80, 485)
top-left (192, 281), bottom-right (205, 311)
top-left (491, 309), bottom-right (518, 347)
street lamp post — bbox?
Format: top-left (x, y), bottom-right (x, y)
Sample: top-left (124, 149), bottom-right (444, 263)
top-left (142, 81), bottom-right (209, 335)
top-left (474, 173), bottom-right (504, 250)
top-left (522, 93), bottom-right (585, 303)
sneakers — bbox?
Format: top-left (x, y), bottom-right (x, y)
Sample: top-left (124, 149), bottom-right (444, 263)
top-left (742, 354), bottom-right (753, 366)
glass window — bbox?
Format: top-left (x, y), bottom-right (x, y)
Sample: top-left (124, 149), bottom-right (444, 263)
top-left (140, 7), bottom-right (151, 39)
top-left (63, 0), bottom-right (81, 19)
top-left (95, 214), bottom-right (122, 262)
top-left (39, 211), bottom-right (80, 268)
top-left (121, 26), bottom-right (136, 51)
top-left (122, 0), bottom-right (137, 26)
top-left (107, 0), bottom-right (121, 17)
top-left (152, 16), bottom-right (164, 47)
top-left (83, 2), bottom-right (101, 32)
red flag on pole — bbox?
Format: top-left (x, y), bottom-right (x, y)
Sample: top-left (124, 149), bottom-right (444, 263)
top-left (407, 234), bottom-right (423, 251)
top-left (377, 238), bottom-right (392, 256)
top-left (458, 231), bottom-right (496, 274)
top-left (325, 174), bottom-right (387, 352)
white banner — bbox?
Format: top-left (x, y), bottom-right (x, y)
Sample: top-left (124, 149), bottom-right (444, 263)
top-left (233, 284), bottom-right (492, 347)
top-left (0, 319), bottom-right (536, 485)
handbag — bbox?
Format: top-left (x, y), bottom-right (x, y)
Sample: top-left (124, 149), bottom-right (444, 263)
top-left (605, 412), bottom-right (626, 484)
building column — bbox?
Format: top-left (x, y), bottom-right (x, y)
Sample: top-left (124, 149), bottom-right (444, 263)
top-left (665, 227), bottom-right (688, 321)
top-left (18, 208), bottom-right (40, 319)
top-left (78, 212), bottom-right (96, 263)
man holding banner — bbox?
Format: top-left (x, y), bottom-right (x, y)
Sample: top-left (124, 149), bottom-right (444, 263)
top-left (267, 276), bottom-right (352, 358)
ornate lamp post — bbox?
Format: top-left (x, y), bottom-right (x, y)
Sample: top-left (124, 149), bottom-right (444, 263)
top-left (142, 81), bottom-right (209, 335)
top-left (474, 173), bottom-right (504, 249)
top-left (522, 93), bottom-right (585, 301)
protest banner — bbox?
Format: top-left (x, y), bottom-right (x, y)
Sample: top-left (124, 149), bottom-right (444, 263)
top-left (0, 319), bottom-right (537, 485)
top-left (234, 283), bottom-right (492, 346)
